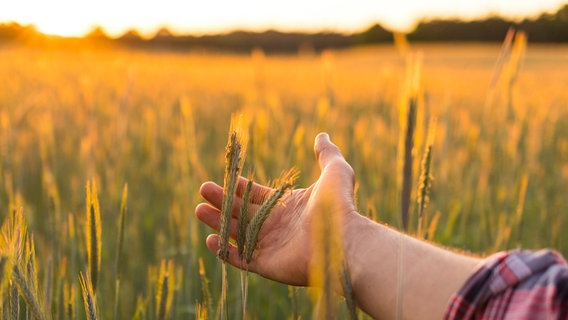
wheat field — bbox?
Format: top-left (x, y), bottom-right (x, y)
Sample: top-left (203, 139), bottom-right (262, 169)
top-left (0, 42), bottom-right (567, 318)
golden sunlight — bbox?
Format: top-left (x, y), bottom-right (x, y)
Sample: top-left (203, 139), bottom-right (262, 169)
top-left (1, 0), bottom-right (567, 37)
top-left (36, 20), bottom-right (85, 37)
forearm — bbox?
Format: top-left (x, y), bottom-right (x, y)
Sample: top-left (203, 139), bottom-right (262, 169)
top-left (344, 214), bottom-right (481, 319)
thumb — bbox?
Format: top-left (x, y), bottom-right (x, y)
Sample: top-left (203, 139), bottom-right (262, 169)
top-left (313, 132), bottom-right (356, 209)
top-left (314, 132), bottom-right (348, 171)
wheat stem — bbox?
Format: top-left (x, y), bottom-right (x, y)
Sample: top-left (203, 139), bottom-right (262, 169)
top-left (401, 97), bottom-right (416, 231)
top-left (113, 183), bottom-right (128, 320)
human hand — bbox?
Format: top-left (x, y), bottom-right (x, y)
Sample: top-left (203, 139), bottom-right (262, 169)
top-left (195, 132), bottom-right (359, 286)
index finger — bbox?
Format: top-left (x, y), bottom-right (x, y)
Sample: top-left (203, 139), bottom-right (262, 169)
top-left (199, 176), bottom-right (274, 210)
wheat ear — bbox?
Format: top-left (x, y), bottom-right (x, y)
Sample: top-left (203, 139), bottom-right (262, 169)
top-left (85, 180), bottom-right (102, 294)
top-left (245, 182), bottom-right (292, 263)
top-left (79, 272), bottom-right (97, 320)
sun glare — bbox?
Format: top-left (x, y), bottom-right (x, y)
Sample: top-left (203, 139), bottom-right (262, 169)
top-left (1, 0), bottom-right (566, 38)
top-left (36, 20), bottom-right (85, 37)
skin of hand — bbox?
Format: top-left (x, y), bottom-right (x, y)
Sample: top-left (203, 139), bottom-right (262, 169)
top-left (195, 132), bottom-right (482, 319)
top-left (195, 132), bottom-right (358, 286)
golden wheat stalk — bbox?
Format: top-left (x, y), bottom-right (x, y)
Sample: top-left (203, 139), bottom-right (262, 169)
top-left (508, 31), bottom-right (527, 86)
top-left (0, 256), bottom-right (9, 300)
top-left (198, 258), bottom-right (212, 315)
top-left (237, 178), bottom-right (253, 320)
top-left (113, 183), bottom-right (128, 320)
top-left (25, 235), bottom-right (39, 300)
top-left (219, 262), bottom-right (228, 320)
top-left (6, 212), bottom-right (47, 320)
top-left (44, 257), bottom-right (53, 315)
top-left (416, 118), bottom-right (437, 238)
top-left (79, 272), bottom-right (97, 320)
top-left (65, 282), bottom-right (75, 320)
top-left (426, 211), bottom-right (441, 241)
top-left (308, 191), bottom-right (344, 320)
top-left (179, 96), bottom-right (207, 181)
top-left (56, 279), bottom-right (64, 320)
top-left (288, 286), bottom-right (299, 320)
top-left (195, 302), bottom-right (208, 320)
top-left (155, 260), bottom-right (174, 320)
top-left (132, 295), bottom-right (147, 320)
top-left (85, 180), bottom-right (102, 294)
top-left (12, 265), bottom-right (46, 320)
top-left (490, 27), bottom-right (516, 88)
top-left (515, 174), bottom-right (529, 244)
top-left (400, 97), bottom-right (416, 231)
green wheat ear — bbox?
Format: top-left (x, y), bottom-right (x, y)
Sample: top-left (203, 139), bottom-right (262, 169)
top-left (245, 168), bottom-right (298, 264)
top-left (218, 114), bottom-right (249, 262)
top-left (237, 178), bottom-right (254, 261)
top-left (218, 131), bottom-right (241, 261)
top-left (218, 114), bottom-right (250, 320)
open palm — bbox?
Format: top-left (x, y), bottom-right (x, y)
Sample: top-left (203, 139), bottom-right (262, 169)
top-left (195, 133), bottom-right (358, 286)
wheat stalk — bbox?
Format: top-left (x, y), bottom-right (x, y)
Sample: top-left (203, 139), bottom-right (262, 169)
top-left (308, 189), bottom-right (344, 320)
top-left (219, 131), bottom-right (243, 261)
top-left (218, 131), bottom-right (241, 320)
top-left (237, 179), bottom-right (253, 261)
top-left (85, 180), bottom-right (102, 294)
top-left (245, 182), bottom-right (292, 263)
top-left (490, 27), bottom-right (516, 88)
top-left (65, 282), bottom-right (75, 320)
top-left (400, 97), bottom-right (416, 231)
top-left (12, 265), bottom-right (46, 320)
top-left (237, 178), bottom-right (253, 320)
top-left (198, 258), bottom-right (212, 316)
top-left (341, 261), bottom-right (358, 320)
top-left (515, 174), bottom-right (529, 245)
top-left (218, 115), bottom-right (249, 320)
top-left (79, 272), bottom-right (97, 320)
top-left (155, 260), bottom-right (174, 320)
top-left (113, 183), bottom-right (128, 320)
top-left (3, 210), bottom-right (47, 320)
top-left (10, 282), bottom-right (19, 320)
top-left (416, 118), bottom-right (437, 239)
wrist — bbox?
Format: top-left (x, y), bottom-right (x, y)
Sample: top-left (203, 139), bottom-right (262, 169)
top-left (342, 213), bottom-right (391, 305)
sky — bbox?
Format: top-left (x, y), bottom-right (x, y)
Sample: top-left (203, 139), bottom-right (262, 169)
top-left (1, 0), bottom-right (567, 38)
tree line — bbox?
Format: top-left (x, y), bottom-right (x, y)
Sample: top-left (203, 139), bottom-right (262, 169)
top-left (1, 4), bottom-right (567, 52)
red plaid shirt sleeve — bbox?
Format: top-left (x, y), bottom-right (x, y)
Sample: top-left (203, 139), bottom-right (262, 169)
top-left (445, 249), bottom-right (568, 319)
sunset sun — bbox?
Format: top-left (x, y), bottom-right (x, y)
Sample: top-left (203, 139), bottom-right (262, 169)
top-left (36, 20), bottom-right (86, 37)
